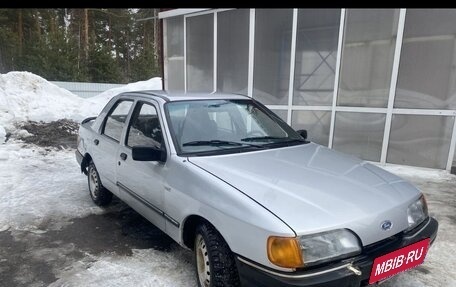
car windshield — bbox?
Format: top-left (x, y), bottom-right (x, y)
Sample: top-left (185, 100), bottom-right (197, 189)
top-left (165, 99), bottom-right (307, 156)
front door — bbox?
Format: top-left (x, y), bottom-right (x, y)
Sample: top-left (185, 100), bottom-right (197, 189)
top-left (93, 99), bottom-right (134, 192)
top-left (116, 101), bottom-right (167, 230)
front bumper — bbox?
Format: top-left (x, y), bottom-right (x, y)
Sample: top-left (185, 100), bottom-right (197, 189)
top-left (236, 216), bottom-right (438, 287)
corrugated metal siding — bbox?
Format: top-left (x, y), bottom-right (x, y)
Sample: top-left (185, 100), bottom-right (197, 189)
top-left (50, 81), bottom-right (125, 98)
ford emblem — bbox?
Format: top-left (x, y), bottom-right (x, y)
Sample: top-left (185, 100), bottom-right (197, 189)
top-left (381, 220), bottom-right (393, 231)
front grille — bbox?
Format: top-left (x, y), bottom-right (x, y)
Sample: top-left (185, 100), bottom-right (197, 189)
top-left (363, 234), bottom-right (401, 254)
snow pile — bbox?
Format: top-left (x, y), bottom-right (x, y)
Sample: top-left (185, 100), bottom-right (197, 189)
top-left (0, 71), bottom-right (162, 141)
top-left (87, 77), bottom-right (162, 109)
top-left (0, 72), bottom-right (93, 130)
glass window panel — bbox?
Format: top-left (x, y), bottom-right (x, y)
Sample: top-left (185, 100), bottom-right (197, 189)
top-left (103, 101), bottom-right (133, 142)
top-left (167, 59), bottom-right (184, 92)
top-left (270, 109), bottom-right (288, 122)
top-left (165, 17), bottom-right (184, 91)
top-left (253, 9), bottom-right (293, 105)
top-left (127, 103), bottom-right (163, 148)
top-left (338, 9), bottom-right (399, 108)
top-left (291, 110), bottom-right (331, 146)
top-left (293, 9), bottom-right (340, 106)
top-left (395, 9), bottom-right (456, 109)
top-left (217, 9), bottom-right (249, 94)
top-left (387, 115), bottom-right (454, 169)
top-left (333, 112), bottom-right (386, 161)
top-left (186, 14), bottom-right (214, 92)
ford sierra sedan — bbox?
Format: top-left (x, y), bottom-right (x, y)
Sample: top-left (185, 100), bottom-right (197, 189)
top-left (76, 91), bottom-right (438, 287)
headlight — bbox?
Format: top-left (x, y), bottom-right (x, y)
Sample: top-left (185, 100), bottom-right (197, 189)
top-left (267, 229), bottom-right (361, 268)
top-left (299, 229), bottom-right (361, 266)
top-left (406, 195), bottom-right (428, 231)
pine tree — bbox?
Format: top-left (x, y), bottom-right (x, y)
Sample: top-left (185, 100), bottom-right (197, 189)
top-left (0, 8), bottom-right (162, 83)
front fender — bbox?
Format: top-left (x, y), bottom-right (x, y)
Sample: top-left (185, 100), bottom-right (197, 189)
top-left (163, 156), bottom-right (296, 272)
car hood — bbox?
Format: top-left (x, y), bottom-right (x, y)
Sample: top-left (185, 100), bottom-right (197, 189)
top-left (188, 143), bottom-right (422, 246)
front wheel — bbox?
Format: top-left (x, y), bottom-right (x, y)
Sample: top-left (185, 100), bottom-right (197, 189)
top-left (87, 161), bottom-right (112, 206)
top-left (194, 223), bottom-right (240, 287)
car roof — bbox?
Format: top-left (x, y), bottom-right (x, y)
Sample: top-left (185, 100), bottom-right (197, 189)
top-left (122, 90), bottom-right (251, 102)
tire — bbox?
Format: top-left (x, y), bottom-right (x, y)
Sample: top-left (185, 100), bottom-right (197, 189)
top-left (87, 161), bottom-right (112, 206)
top-left (194, 223), bottom-right (240, 287)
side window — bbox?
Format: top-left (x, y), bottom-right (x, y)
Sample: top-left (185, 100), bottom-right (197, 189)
top-left (103, 100), bottom-right (133, 142)
top-left (127, 103), bottom-right (163, 149)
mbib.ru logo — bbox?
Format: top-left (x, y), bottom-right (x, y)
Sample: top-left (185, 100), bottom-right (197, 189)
top-left (369, 238), bottom-right (430, 284)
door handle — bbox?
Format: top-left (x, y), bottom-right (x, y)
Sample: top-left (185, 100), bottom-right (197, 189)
top-left (94, 139), bottom-right (99, 145)
top-left (120, 153), bottom-right (127, 161)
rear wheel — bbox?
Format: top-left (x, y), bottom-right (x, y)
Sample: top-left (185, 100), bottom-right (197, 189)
top-left (87, 161), bottom-right (112, 206)
top-left (194, 223), bottom-right (240, 287)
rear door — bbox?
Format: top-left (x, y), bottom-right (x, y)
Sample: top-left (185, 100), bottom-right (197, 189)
top-left (92, 99), bottom-right (134, 192)
top-left (116, 100), bottom-right (167, 230)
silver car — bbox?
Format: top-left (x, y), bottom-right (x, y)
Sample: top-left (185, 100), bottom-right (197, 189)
top-left (76, 91), bottom-right (438, 287)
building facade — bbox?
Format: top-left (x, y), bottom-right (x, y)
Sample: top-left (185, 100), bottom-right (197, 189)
top-left (160, 8), bottom-right (456, 172)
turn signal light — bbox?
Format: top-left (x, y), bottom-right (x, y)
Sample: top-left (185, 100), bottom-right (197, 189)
top-left (267, 236), bottom-right (304, 268)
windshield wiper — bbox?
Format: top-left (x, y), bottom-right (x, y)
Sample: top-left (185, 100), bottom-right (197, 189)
top-left (279, 138), bottom-right (308, 144)
top-left (241, 136), bottom-right (308, 145)
top-left (183, 140), bottom-right (263, 148)
top-left (241, 136), bottom-right (288, 142)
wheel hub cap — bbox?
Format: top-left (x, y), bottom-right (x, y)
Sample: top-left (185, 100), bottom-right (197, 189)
top-left (89, 168), bottom-right (98, 198)
top-left (196, 234), bottom-right (210, 287)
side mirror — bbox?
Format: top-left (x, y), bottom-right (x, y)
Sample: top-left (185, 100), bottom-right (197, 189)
top-left (132, 146), bottom-right (167, 162)
top-left (297, 129), bottom-right (308, 140)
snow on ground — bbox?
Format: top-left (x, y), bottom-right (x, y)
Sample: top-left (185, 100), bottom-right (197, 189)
top-left (379, 163), bottom-right (454, 181)
top-left (0, 125), bottom-right (5, 143)
top-left (0, 142), bottom-right (102, 232)
top-left (378, 163), bottom-right (456, 287)
top-left (49, 248), bottom-right (196, 287)
top-left (0, 141), bottom-right (197, 287)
